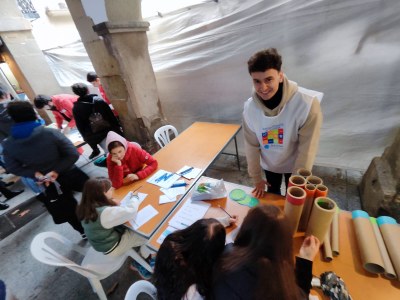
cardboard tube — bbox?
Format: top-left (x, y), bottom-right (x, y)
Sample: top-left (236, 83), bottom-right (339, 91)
top-left (284, 186), bottom-right (306, 235)
top-left (314, 184), bottom-right (328, 198)
top-left (331, 208), bottom-right (339, 256)
top-left (306, 175), bottom-right (323, 186)
top-left (296, 168), bottom-right (312, 178)
top-left (288, 175), bottom-right (306, 189)
top-left (323, 230), bottom-right (333, 262)
top-left (370, 217), bottom-right (397, 279)
top-left (351, 210), bottom-right (385, 274)
top-left (298, 184), bottom-right (316, 231)
top-left (377, 216), bottom-right (400, 280)
top-left (305, 197), bottom-right (336, 243)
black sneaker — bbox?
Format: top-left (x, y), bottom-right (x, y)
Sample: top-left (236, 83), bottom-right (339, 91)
top-left (0, 201), bottom-right (9, 210)
top-left (89, 149), bottom-right (100, 159)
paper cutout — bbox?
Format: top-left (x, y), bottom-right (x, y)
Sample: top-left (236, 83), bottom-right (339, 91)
top-left (129, 205), bottom-right (158, 230)
top-left (147, 169), bottom-right (181, 189)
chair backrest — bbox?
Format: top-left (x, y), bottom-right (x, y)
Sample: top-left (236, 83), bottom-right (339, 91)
top-left (154, 125), bottom-right (178, 148)
top-left (124, 280), bottom-right (157, 300)
top-left (30, 231), bottom-right (102, 279)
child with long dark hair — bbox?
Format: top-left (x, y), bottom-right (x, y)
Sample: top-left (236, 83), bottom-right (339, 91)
top-left (76, 177), bottom-right (152, 278)
top-left (213, 204), bottom-right (320, 300)
top-left (153, 218), bottom-right (233, 300)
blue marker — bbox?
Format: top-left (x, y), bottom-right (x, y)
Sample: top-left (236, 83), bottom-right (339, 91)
top-left (179, 167), bottom-right (194, 176)
top-left (170, 182), bottom-right (188, 188)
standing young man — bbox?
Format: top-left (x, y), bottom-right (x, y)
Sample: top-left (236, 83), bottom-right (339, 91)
top-left (86, 72), bottom-right (119, 117)
top-left (243, 48), bottom-right (323, 197)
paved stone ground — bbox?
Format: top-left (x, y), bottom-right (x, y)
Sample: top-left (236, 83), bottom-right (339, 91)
top-left (0, 154), bottom-right (363, 299)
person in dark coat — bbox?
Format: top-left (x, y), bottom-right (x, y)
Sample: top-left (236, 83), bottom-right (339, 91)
top-left (71, 82), bottom-right (123, 159)
top-left (2, 101), bottom-right (89, 237)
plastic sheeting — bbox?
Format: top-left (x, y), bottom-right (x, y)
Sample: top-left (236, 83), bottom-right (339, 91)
top-left (43, 0), bottom-right (400, 170)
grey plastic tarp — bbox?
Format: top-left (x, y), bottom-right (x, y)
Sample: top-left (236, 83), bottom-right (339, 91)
top-left (43, 0), bottom-right (400, 170)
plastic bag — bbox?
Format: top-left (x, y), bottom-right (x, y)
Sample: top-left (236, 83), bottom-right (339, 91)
top-left (191, 179), bottom-right (227, 201)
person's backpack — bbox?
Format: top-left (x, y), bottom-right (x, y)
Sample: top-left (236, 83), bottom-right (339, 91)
top-left (89, 100), bottom-right (110, 133)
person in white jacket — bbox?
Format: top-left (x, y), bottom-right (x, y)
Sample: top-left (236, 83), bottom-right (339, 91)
top-left (76, 177), bottom-right (152, 278)
top-left (244, 48), bottom-right (323, 197)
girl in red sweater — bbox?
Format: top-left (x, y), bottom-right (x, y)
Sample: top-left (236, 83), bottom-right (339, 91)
top-left (106, 131), bottom-right (158, 188)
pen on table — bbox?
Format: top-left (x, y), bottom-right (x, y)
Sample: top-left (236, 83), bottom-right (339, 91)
top-left (170, 182), bottom-right (188, 188)
top-left (179, 167), bottom-right (194, 176)
top-left (132, 185), bottom-right (143, 194)
top-left (218, 205), bottom-right (233, 218)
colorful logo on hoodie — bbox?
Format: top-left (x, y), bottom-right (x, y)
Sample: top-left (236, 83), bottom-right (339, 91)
top-left (261, 124), bottom-right (284, 149)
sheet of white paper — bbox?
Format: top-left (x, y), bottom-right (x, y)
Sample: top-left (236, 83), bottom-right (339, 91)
top-left (156, 226), bottom-right (178, 244)
top-left (147, 169), bottom-right (181, 188)
top-left (169, 200), bottom-right (210, 230)
top-left (129, 205), bottom-right (158, 230)
top-left (160, 180), bottom-right (186, 199)
top-left (120, 192), bottom-right (147, 207)
top-left (159, 195), bottom-right (176, 204)
top-left (176, 165), bottom-right (202, 179)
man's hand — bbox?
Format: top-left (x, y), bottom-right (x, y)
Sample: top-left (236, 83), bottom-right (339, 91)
top-left (111, 156), bottom-right (122, 166)
top-left (252, 180), bottom-right (269, 198)
top-left (298, 235), bottom-right (321, 261)
top-left (46, 171), bottom-right (59, 182)
top-left (126, 173), bottom-right (139, 182)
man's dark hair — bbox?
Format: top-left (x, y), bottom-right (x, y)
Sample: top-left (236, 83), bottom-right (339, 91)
top-left (86, 72), bottom-right (98, 83)
top-left (7, 101), bottom-right (37, 123)
top-left (71, 83), bottom-right (89, 97)
top-left (33, 94), bottom-right (52, 109)
top-left (247, 48), bottom-right (282, 74)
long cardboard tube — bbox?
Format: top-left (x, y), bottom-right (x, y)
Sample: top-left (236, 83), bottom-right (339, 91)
top-left (284, 186), bottom-right (306, 235)
top-left (323, 230), bottom-right (333, 262)
top-left (298, 184), bottom-right (316, 231)
top-left (370, 217), bottom-right (397, 279)
top-left (331, 208), bottom-right (339, 256)
top-left (377, 216), bottom-right (400, 280)
top-left (296, 168), bottom-right (312, 178)
top-left (314, 184), bottom-right (328, 198)
top-left (352, 210), bottom-right (385, 274)
top-left (305, 197), bottom-right (336, 243)
top-left (306, 175), bottom-right (323, 186)
top-left (288, 175), bottom-right (306, 189)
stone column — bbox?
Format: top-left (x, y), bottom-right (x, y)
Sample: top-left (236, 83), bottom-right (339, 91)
top-left (360, 130), bottom-right (400, 221)
top-left (0, 0), bottom-right (59, 123)
top-left (66, 0), bottom-right (164, 148)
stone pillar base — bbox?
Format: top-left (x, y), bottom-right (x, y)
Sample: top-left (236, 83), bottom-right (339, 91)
top-left (359, 130), bottom-right (400, 221)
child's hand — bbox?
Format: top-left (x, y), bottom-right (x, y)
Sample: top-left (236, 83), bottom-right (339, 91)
top-left (229, 215), bottom-right (239, 225)
top-left (111, 156), bottom-right (122, 166)
top-left (126, 174), bottom-right (139, 181)
top-left (299, 235), bottom-right (320, 261)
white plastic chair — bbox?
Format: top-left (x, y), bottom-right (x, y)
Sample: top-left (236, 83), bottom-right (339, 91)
top-left (154, 125), bottom-right (178, 148)
top-left (30, 232), bottom-right (153, 300)
top-left (124, 280), bottom-right (157, 300)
